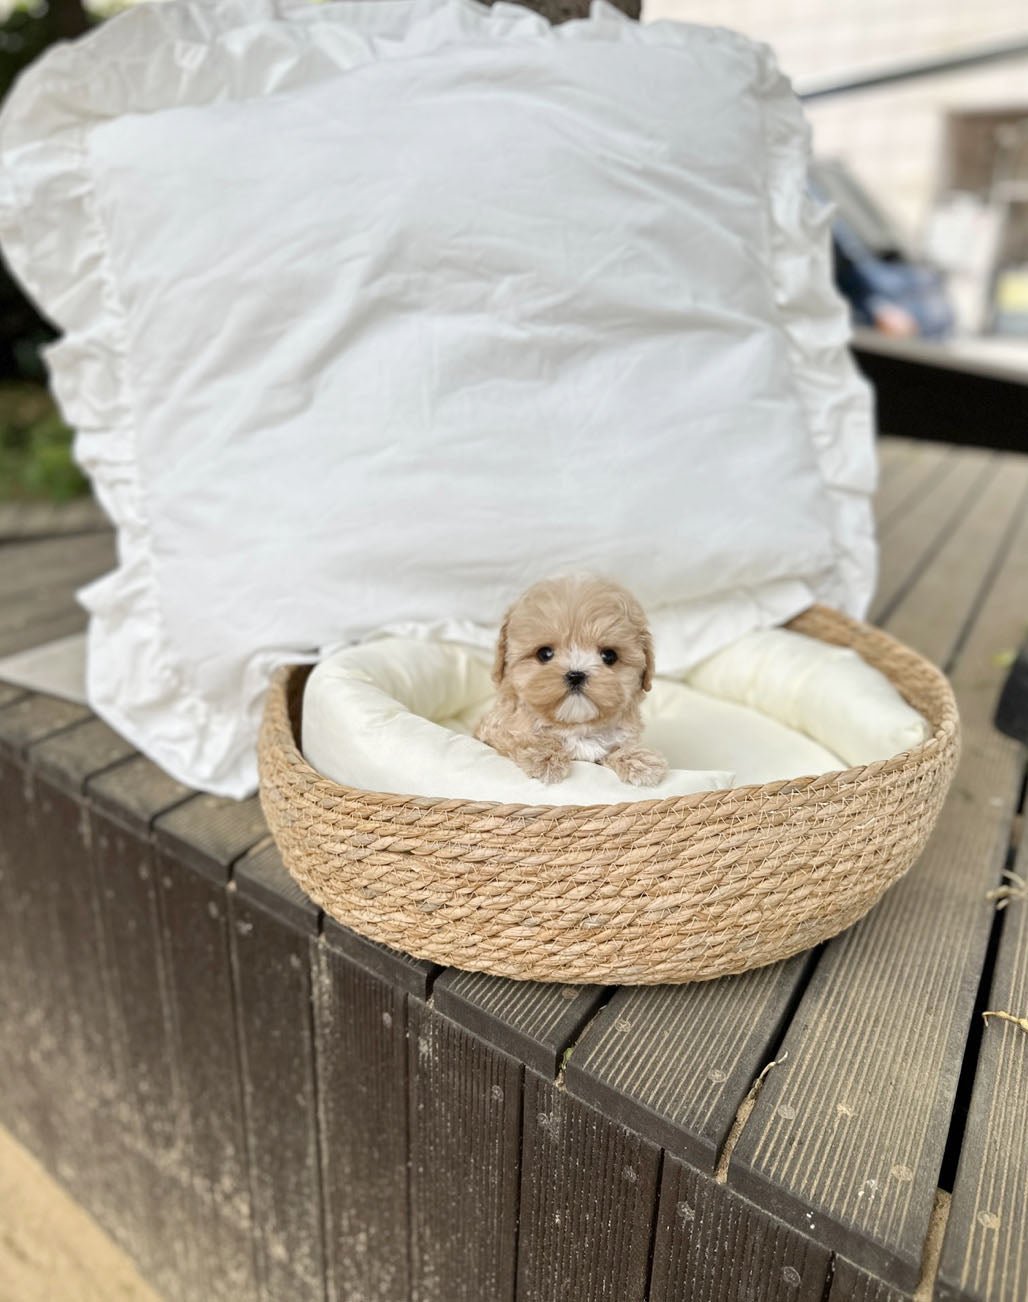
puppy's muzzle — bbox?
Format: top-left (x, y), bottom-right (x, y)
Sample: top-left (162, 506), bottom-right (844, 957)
top-left (564, 670), bottom-right (588, 692)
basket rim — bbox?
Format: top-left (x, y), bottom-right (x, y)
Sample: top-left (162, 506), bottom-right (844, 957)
top-left (262, 603), bottom-right (960, 822)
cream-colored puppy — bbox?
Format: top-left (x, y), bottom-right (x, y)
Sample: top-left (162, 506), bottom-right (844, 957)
top-left (475, 575), bottom-right (669, 786)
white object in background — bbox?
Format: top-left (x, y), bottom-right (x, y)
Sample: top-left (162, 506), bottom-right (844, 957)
top-left (0, 0), bottom-right (875, 796)
top-left (922, 192), bottom-right (1005, 335)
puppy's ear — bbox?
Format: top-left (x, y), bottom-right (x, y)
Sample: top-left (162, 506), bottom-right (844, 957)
top-left (641, 627), bottom-right (655, 692)
top-left (492, 611), bottom-right (512, 687)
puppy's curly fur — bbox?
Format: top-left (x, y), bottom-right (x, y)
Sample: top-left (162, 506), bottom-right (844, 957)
top-left (475, 575), bottom-right (669, 786)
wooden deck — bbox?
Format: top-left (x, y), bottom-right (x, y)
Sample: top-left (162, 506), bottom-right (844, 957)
top-left (0, 435), bottom-right (1026, 1302)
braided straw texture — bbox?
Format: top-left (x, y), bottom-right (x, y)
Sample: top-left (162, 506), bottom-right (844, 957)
top-left (259, 607), bottom-right (959, 984)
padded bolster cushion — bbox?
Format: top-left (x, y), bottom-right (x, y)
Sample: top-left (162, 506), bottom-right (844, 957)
top-left (302, 627), bottom-right (930, 806)
top-left (687, 628), bottom-right (931, 767)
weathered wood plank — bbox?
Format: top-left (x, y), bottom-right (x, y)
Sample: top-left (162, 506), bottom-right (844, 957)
top-left (0, 604), bottom-right (87, 658)
top-left (323, 914), bottom-right (436, 997)
top-left (937, 830), bottom-right (1028, 1302)
top-left (870, 450), bottom-right (995, 622)
top-left (727, 467), bottom-right (1028, 1290)
top-left (566, 957), bottom-right (809, 1172)
top-left (230, 843), bottom-right (324, 1302)
top-left (0, 530), bottom-right (113, 601)
top-left (649, 1158), bottom-right (831, 1302)
top-left (28, 716), bottom-right (135, 795)
top-left (408, 1000), bottom-right (521, 1302)
top-left (150, 798), bottom-right (269, 1302)
top-left (88, 753), bottom-right (193, 835)
top-left (516, 1073), bottom-right (660, 1302)
top-left (0, 495), bottom-right (107, 541)
top-left (0, 754), bottom-right (64, 1166)
top-left (22, 773), bottom-right (126, 1227)
top-left (830, 1258), bottom-right (910, 1300)
top-left (88, 795), bottom-right (200, 1301)
top-left (0, 691), bottom-right (91, 756)
top-left (0, 531), bottom-right (109, 656)
top-left (0, 696), bottom-right (99, 1175)
top-left (433, 968), bottom-right (604, 1078)
top-left (155, 793), bottom-right (268, 880)
top-left (873, 439), bottom-right (950, 530)
top-left (313, 930), bottom-right (411, 1302)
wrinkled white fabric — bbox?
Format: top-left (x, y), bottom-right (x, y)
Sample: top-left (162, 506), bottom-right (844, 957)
top-left (688, 627), bottom-right (930, 765)
top-left (303, 627), bottom-right (926, 804)
top-left (0, 0), bottom-right (875, 797)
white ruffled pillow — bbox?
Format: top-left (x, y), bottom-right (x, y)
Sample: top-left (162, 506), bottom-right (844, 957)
top-left (0, 0), bottom-right (874, 796)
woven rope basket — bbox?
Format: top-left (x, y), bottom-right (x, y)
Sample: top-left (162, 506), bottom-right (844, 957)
top-left (259, 606), bottom-right (959, 984)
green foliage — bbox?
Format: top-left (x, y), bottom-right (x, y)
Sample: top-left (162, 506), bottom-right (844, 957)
top-left (0, 383), bottom-right (87, 501)
top-left (0, 1), bottom-right (92, 382)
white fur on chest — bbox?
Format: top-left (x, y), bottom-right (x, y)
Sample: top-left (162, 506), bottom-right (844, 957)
top-left (562, 723), bottom-right (632, 763)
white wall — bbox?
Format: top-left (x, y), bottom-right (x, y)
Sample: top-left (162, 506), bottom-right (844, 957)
top-left (642, 0), bottom-right (1028, 247)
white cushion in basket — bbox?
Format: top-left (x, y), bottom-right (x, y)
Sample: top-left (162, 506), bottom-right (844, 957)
top-left (302, 629), bottom-right (929, 805)
top-left (0, 0), bottom-right (874, 798)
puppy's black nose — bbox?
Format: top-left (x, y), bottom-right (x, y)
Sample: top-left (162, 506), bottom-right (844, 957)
top-left (564, 670), bottom-right (588, 689)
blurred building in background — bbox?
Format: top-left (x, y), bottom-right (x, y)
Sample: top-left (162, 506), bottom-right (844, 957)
top-left (645, 0), bottom-right (1028, 343)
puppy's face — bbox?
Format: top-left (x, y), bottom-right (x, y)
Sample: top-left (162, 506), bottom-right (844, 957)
top-left (493, 576), bottom-right (654, 728)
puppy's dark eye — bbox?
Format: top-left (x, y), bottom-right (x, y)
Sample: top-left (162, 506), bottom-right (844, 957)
top-left (600, 648), bottom-right (618, 666)
top-left (536, 646), bottom-right (555, 663)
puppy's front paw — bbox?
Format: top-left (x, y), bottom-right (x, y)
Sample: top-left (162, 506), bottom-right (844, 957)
top-left (603, 745), bottom-right (668, 787)
top-left (522, 750), bottom-right (573, 785)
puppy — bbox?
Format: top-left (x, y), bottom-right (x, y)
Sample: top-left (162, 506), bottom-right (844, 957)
top-left (475, 575), bottom-right (669, 786)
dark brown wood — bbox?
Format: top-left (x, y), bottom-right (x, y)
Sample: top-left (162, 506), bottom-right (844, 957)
top-left (0, 605), bottom-right (88, 657)
top-left (149, 796), bottom-right (271, 1301)
top-left (830, 1257), bottom-right (910, 1300)
top-left (313, 930), bottom-right (411, 1302)
top-left (0, 691), bottom-right (91, 756)
top-left (728, 469), bottom-right (1028, 1290)
top-left (0, 753), bottom-right (64, 1167)
top-left (88, 797), bottom-right (200, 1301)
top-left (408, 1000), bottom-right (522, 1302)
top-left (0, 530), bottom-right (113, 602)
top-left (508, 0), bottom-right (640, 21)
top-left (516, 1073), bottom-right (660, 1302)
top-left (230, 842), bottom-right (324, 1302)
top-left (0, 531), bottom-right (111, 656)
top-left (566, 957), bottom-right (809, 1172)
top-left (0, 682), bottom-right (27, 709)
top-left (649, 1158), bottom-right (831, 1302)
top-left (88, 752), bottom-right (193, 835)
top-left (322, 914), bottom-right (436, 997)
top-left (0, 695), bottom-right (108, 1182)
top-left (23, 773), bottom-right (125, 1223)
top-left (432, 968), bottom-right (604, 1078)
top-left (28, 715), bottom-right (136, 794)
top-left (155, 793), bottom-right (268, 881)
top-left (937, 839), bottom-right (1028, 1301)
